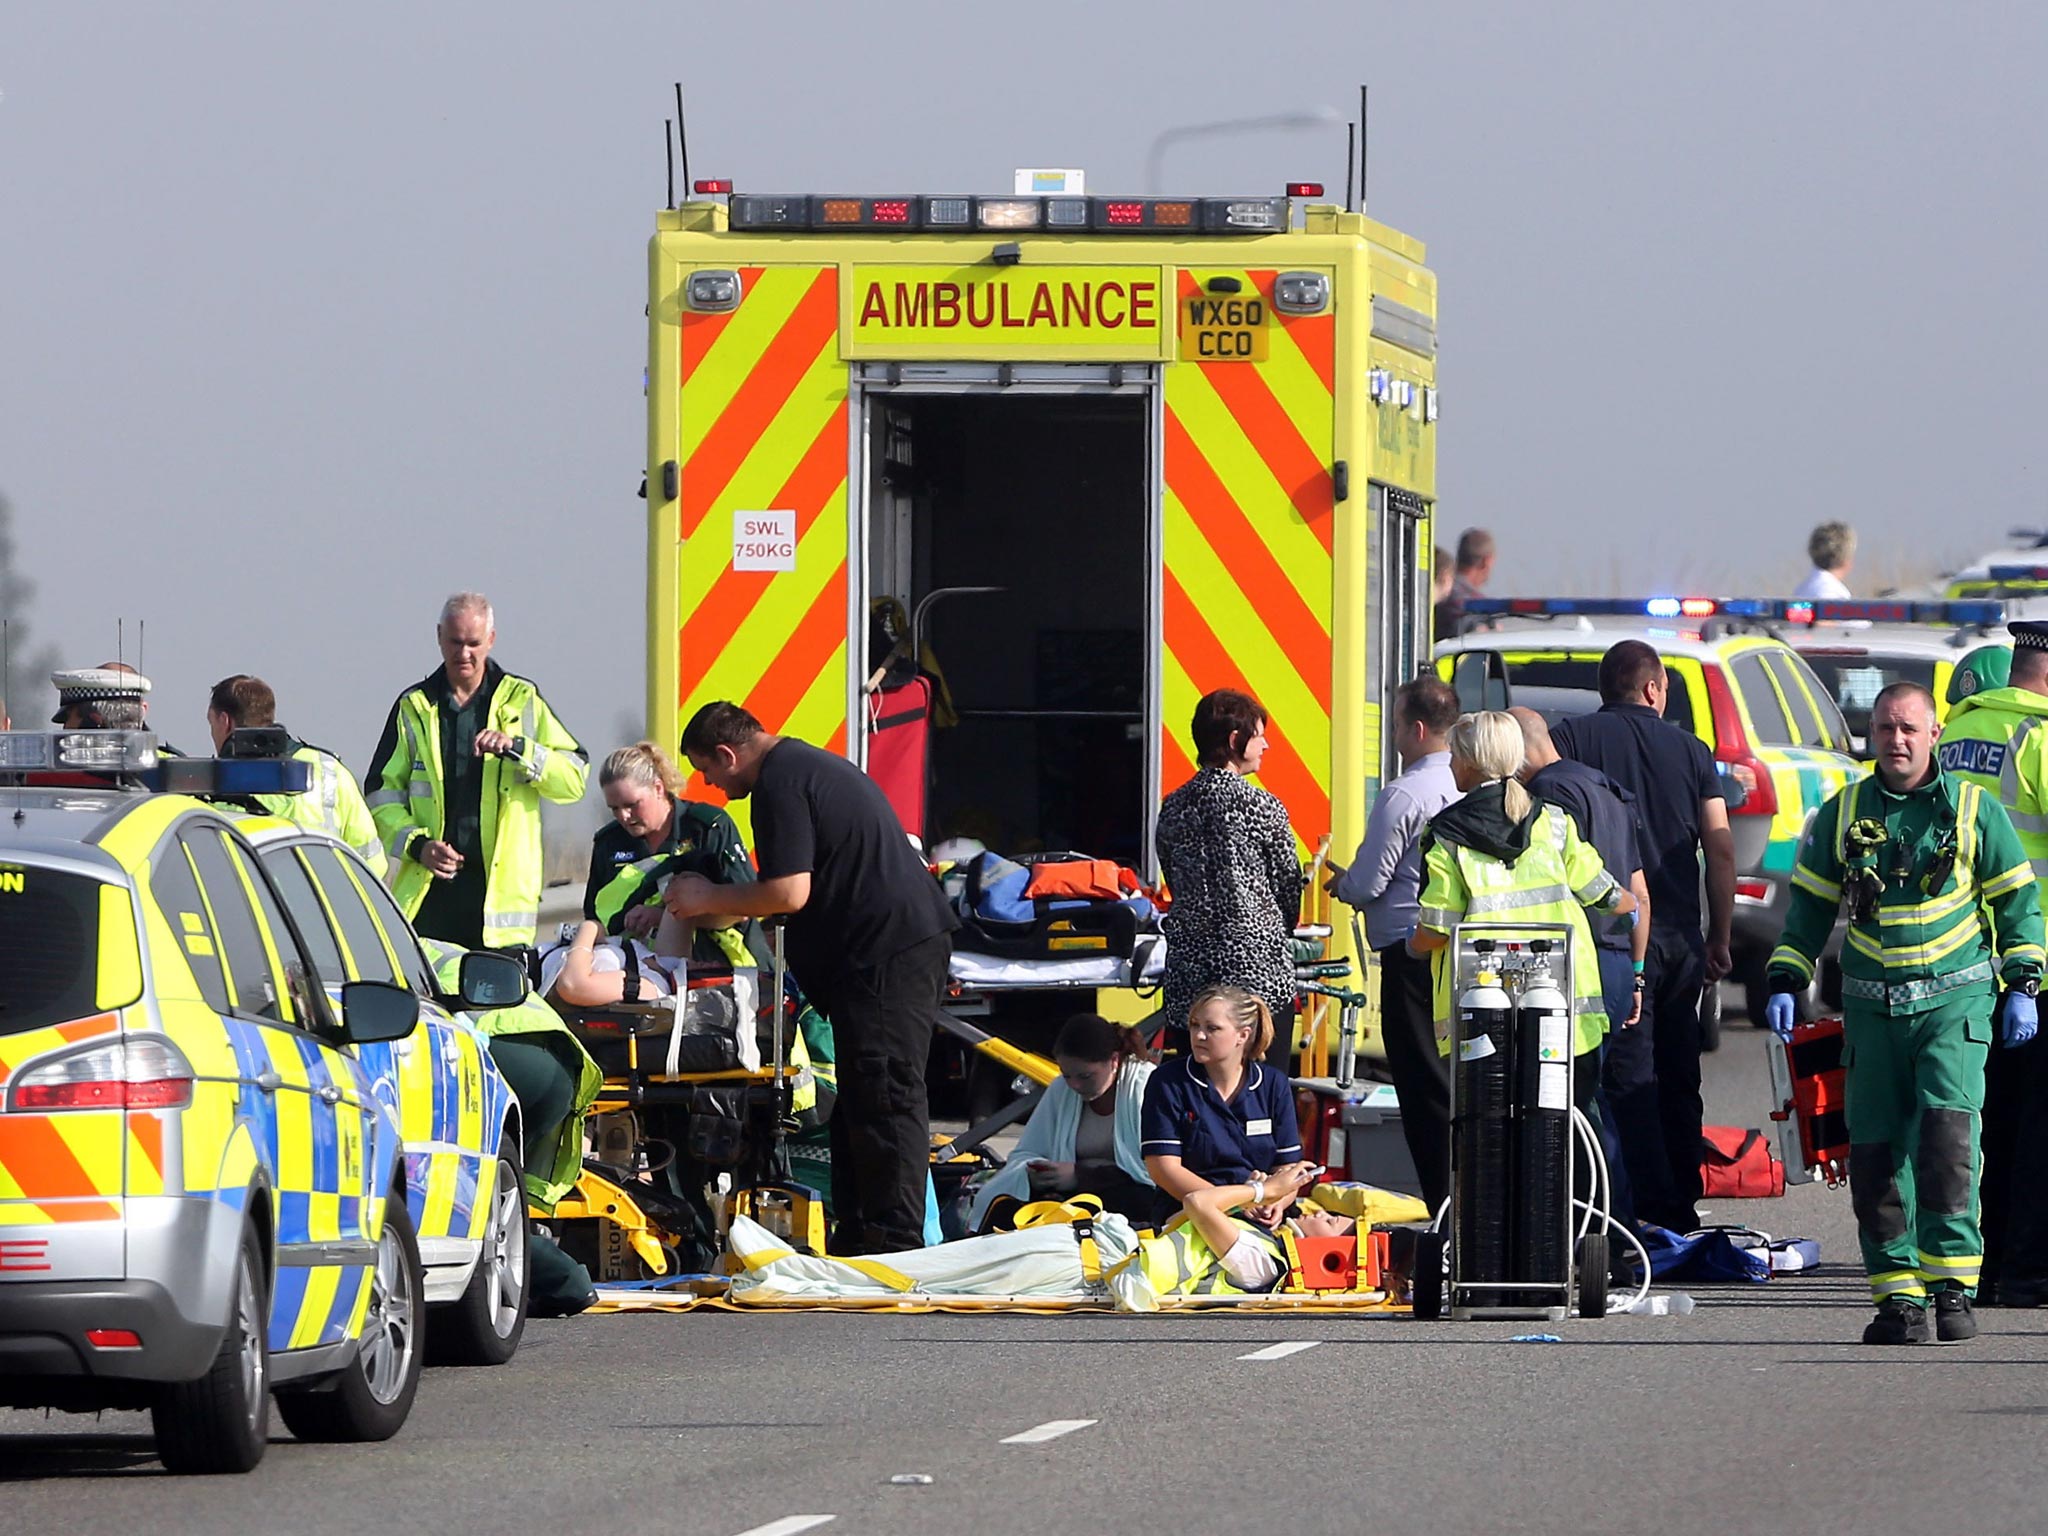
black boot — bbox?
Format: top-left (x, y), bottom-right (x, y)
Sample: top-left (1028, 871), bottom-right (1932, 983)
top-left (1934, 1284), bottom-right (1978, 1343)
top-left (1861, 1296), bottom-right (1931, 1345)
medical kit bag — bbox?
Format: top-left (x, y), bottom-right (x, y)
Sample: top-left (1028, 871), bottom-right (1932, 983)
top-left (1698, 1125), bottom-right (1786, 1200)
top-left (950, 850), bottom-right (1157, 960)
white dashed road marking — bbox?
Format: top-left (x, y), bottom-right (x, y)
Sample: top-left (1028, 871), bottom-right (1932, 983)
top-left (733, 1517), bottom-right (836, 1536)
top-left (1001, 1418), bottom-right (1100, 1444)
top-left (1239, 1340), bottom-right (1322, 1361)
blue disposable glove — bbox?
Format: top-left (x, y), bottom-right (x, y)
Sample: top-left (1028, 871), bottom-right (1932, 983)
top-left (1764, 992), bottom-right (1797, 1043)
top-left (2002, 991), bottom-right (2038, 1049)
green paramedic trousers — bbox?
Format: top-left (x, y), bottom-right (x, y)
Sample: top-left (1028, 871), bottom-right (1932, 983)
top-left (1844, 993), bottom-right (1993, 1305)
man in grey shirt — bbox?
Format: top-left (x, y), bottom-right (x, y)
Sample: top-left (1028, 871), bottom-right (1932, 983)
top-left (1328, 675), bottom-right (1462, 1211)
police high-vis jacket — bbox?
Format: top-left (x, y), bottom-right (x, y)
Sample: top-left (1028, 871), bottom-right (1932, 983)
top-left (254, 739), bottom-right (387, 877)
top-left (1768, 768), bottom-right (2045, 1011)
top-left (366, 661), bottom-right (587, 948)
top-left (1416, 783), bottom-right (1619, 1056)
top-left (1935, 685), bottom-right (2048, 878)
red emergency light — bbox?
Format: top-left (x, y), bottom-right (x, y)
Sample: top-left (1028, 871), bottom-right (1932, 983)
top-left (693, 178), bottom-right (733, 195)
top-left (1286, 182), bottom-right (1325, 198)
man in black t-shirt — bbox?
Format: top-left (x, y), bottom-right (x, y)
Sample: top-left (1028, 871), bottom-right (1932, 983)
top-left (1549, 640), bottom-right (1734, 1234)
top-left (667, 701), bottom-right (959, 1254)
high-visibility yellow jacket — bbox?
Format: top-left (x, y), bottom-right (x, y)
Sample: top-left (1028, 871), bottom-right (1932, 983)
top-left (1416, 791), bottom-right (1618, 1056)
top-left (254, 740), bottom-right (387, 877)
top-left (1768, 768), bottom-right (2044, 1012)
top-left (1936, 685), bottom-right (2048, 878)
top-left (366, 661), bottom-right (587, 948)
top-left (1132, 1218), bottom-right (1291, 1297)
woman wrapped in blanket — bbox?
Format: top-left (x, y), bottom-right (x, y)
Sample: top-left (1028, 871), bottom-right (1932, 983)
top-left (728, 1159), bottom-right (1355, 1308)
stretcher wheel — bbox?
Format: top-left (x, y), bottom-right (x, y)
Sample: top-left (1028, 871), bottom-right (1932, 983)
top-left (1576, 1232), bottom-right (1609, 1319)
top-left (1411, 1232), bottom-right (1446, 1320)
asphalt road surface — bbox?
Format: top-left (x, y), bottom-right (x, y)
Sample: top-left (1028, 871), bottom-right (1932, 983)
top-left (9, 1027), bottom-right (2046, 1536)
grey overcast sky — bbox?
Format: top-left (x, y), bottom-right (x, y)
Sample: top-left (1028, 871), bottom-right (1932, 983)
top-left (4, 2), bottom-right (2045, 764)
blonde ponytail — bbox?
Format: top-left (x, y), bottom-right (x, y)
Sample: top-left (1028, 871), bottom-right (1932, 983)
top-left (1448, 710), bottom-right (1534, 819)
top-left (600, 740), bottom-right (686, 799)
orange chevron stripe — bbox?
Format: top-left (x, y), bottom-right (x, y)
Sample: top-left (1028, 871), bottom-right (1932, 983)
top-left (680, 269), bottom-right (839, 537)
top-left (677, 400), bottom-right (850, 698)
top-left (1162, 408), bottom-right (1331, 715)
top-left (679, 266), bottom-right (764, 382)
top-left (743, 578), bottom-right (848, 740)
top-left (1196, 356), bottom-right (1334, 554)
top-left (130, 1113), bottom-right (164, 1184)
top-left (1162, 567), bottom-right (1328, 836)
top-left (0, 1119), bottom-right (110, 1201)
top-left (681, 580), bottom-right (847, 808)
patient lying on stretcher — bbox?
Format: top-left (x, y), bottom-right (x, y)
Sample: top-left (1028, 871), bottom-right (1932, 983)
top-left (540, 906), bottom-right (746, 1007)
top-left (727, 1160), bottom-right (1391, 1310)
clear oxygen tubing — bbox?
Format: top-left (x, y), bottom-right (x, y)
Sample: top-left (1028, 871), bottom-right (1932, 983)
top-left (1426, 1108), bottom-right (1653, 1313)
top-left (1570, 1104), bottom-right (1653, 1313)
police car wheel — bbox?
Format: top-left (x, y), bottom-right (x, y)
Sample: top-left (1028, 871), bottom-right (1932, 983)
top-left (277, 1191), bottom-right (424, 1442)
top-left (433, 1136), bottom-right (529, 1366)
top-left (153, 1223), bottom-right (270, 1474)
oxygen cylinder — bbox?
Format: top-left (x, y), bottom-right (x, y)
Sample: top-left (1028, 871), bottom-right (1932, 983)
top-left (1511, 942), bottom-right (1573, 1301)
top-left (1453, 942), bottom-right (1515, 1293)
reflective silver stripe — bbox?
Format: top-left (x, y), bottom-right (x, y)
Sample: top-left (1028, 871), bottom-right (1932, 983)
top-left (1841, 960), bottom-right (1995, 1008)
top-left (2001, 717), bottom-right (2042, 820)
top-left (1417, 905), bottom-right (1460, 931)
top-left (386, 825), bottom-right (417, 859)
top-left (1467, 883), bottom-right (1574, 915)
top-left (1573, 871), bottom-right (1618, 907)
top-left (484, 909), bottom-right (540, 931)
top-left (406, 779), bottom-right (433, 799)
top-left (526, 742), bottom-right (550, 783)
top-left (352, 836), bottom-right (383, 862)
top-left (366, 788), bottom-right (406, 809)
top-left (2008, 809), bottom-right (2048, 835)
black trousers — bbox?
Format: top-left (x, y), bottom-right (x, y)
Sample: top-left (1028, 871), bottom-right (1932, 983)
top-left (1378, 943), bottom-right (1451, 1216)
top-left (1602, 928), bottom-right (1705, 1232)
top-left (802, 933), bottom-right (950, 1254)
top-left (1981, 1024), bottom-right (2048, 1298)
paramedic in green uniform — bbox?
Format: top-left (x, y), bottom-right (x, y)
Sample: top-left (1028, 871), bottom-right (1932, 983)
top-left (1764, 681), bottom-right (2045, 1346)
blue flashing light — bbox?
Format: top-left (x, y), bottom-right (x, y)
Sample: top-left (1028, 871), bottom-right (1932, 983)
top-left (1462, 596), bottom-right (2008, 629)
top-left (1645, 598), bottom-right (1681, 619)
top-left (146, 758), bottom-right (314, 796)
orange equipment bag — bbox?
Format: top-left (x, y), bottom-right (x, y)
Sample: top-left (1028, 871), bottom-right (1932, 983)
top-left (1021, 857), bottom-right (1126, 903)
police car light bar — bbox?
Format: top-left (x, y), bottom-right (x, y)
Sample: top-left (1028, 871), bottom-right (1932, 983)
top-left (1986, 566), bottom-right (2048, 584)
top-left (147, 757), bottom-right (312, 796)
top-left (0, 729), bottom-right (159, 774)
top-left (1461, 597), bottom-right (2007, 627)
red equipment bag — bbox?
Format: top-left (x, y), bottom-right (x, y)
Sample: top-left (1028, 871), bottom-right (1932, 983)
top-left (1699, 1126), bottom-right (1787, 1200)
top-left (864, 676), bottom-right (931, 840)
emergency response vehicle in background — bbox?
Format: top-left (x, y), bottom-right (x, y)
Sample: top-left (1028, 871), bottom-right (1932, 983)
top-left (0, 732), bottom-right (533, 1471)
top-left (644, 173), bottom-right (1438, 1063)
top-left (1437, 598), bottom-right (1864, 1030)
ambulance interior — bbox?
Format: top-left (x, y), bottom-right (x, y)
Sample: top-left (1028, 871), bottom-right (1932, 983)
top-left (865, 391), bottom-right (1150, 868)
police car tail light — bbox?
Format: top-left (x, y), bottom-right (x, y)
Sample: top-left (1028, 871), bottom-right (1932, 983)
top-left (11, 1039), bottom-right (194, 1113)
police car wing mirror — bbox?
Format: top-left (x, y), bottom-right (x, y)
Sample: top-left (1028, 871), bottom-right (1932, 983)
top-left (458, 950), bottom-right (530, 1011)
top-left (340, 979), bottom-right (420, 1045)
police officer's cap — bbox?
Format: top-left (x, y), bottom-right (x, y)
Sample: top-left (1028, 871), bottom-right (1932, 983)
top-left (2008, 620), bottom-right (2048, 653)
top-left (1948, 644), bottom-right (2012, 705)
top-left (51, 665), bottom-right (152, 723)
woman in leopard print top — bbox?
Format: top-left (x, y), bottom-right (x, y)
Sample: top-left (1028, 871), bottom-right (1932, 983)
top-left (1155, 690), bottom-right (1305, 1055)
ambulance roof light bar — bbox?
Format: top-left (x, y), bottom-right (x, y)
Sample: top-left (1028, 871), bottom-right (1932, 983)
top-left (724, 192), bottom-right (1295, 235)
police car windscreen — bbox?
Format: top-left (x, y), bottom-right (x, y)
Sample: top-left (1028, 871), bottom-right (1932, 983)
top-left (1799, 654), bottom-right (1936, 740)
top-left (1504, 659), bottom-right (1694, 734)
top-left (0, 866), bottom-right (103, 1035)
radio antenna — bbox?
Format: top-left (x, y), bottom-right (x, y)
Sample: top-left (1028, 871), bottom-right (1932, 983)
top-left (118, 617), bottom-right (124, 673)
top-left (1344, 122), bottom-right (1356, 213)
top-left (1358, 84), bottom-right (1369, 212)
top-left (665, 117), bottom-right (675, 209)
top-left (5, 619), bottom-right (19, 826)
top-left (674, 82), bottom-right (692, 201)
